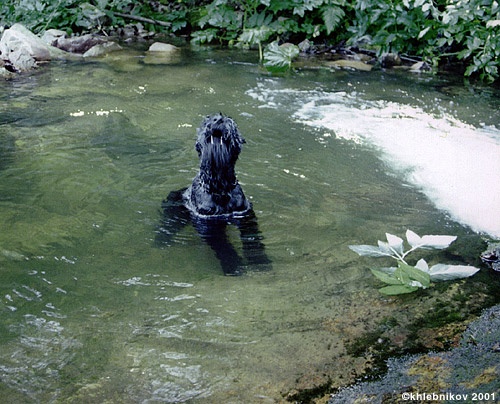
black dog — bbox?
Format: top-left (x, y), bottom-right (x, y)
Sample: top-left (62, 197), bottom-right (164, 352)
top-left (157, 113), bottom-right (271, 275)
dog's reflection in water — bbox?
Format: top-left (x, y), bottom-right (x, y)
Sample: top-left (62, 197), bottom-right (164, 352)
top-left (157, 113), bottom-right (271, 275)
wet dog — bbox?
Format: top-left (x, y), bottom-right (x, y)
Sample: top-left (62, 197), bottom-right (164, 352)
top-left (158, 113), bottom-right (271, 275)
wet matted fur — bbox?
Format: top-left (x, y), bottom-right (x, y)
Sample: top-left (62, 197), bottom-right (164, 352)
top-left (158, 113), bottom-right (271, 275)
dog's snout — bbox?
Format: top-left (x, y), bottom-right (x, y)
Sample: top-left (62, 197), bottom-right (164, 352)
top-left (212, 129), bottom-right (223, 138)
top-left (208, 129), bottom-right (225, 146)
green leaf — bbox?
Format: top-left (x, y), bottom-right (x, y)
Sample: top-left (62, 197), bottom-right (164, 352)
top-left (263, 41), bottom-right (299, 72)
top-left (190, 29), bottom-right (217, 44)
top-left (348, 244), bottom-right (391, 257)
top-left (322, 6), bottom-right (345, 35)
top-left (415, 258), bottom-right (429, 272)
top-left (419, 235), bottom-right (457, 249)
top-left (379, 285), bottom-right (420, 295)
top-left (428, 264), bottom-right (480, 281)
top-left (238, 27), bottom-right (271, 45)
top-left (418, 26), bottom-right (430, 39)
top-left (395, 263), bottom-right (412, 285)
top-left (385, 233), bottom-right (404, 255)
top-left (293, 0), bottom-right (324, 17)
top-left (377, 240), bottom-right (393, 255)
top-left (371, 269), bottom-right (402, 285)
top-left (405, 230), bottom-right (456, 250)
top-left (79, 2), bottom-right (106, 20)
top-left (246, 11), bottom-right (273, 28)
top-left (399, 262), bottom-right (431, 288)
top-left (486, 20), bottom-right (500, 28)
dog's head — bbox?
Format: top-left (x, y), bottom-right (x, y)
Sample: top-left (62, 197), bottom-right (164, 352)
top-left (195, 113), bottom-right (245, 169)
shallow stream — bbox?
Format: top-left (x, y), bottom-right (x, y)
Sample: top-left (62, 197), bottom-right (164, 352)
top-left (1, 47), bottom-right (499, 402)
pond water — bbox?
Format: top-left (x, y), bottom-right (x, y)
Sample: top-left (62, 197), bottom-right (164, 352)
top-left (1, 47), bottom-right (499, 403)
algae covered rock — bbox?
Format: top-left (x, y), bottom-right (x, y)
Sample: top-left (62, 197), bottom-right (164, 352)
top-left (329, 304), bottom-right (500, 403)
top-left (144, 42), bottom-right (181, 64)
top-left (148, 42), bottom-right (179, 52)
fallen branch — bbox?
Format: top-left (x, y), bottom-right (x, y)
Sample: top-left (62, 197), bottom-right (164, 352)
top-left (114, 12), bottom-right (171, 28)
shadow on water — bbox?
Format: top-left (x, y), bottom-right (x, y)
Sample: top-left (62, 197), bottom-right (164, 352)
top-left (0, 48), bottom-right (499, 402)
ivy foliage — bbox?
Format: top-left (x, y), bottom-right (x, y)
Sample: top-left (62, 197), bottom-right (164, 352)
top-left (0, 0), bottom-right (499, 82)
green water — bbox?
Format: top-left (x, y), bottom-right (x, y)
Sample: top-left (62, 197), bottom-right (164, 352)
top-left (0, 48), bottom-right (498, 403)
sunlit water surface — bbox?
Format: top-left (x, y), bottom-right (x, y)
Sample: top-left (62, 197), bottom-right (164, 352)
top-left (1, 48), bottom-right (499, 402)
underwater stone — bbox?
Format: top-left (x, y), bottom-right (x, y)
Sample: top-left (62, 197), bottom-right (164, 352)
top-left (148, 42), bottom-right (179, 53)
top-left (144, 42), bottom-right (181, 64)
top-left (324, 59), bottom-right (373, 72)
top-left (83, 42), bottom-right (122, 58)
top-left (409, 61), bottom-right (432, 73)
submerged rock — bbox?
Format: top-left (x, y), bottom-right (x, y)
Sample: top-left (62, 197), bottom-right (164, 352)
top-left (144, 42), bottom-right (181, 64)
top-left (324, 59), bottom-right (373, 72)
top-left (148, 42), bottom-right (179, 53)
top-left (83, 42), bottom-right (122, 58)
top-left (381, 52), bottom-right (402, 68)
top-left (410, 61), bottom-right (432, 73)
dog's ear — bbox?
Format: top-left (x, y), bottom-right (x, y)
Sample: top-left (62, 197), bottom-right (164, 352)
top-left (227, 118), bottom-right (245, 145)
top-left (195, 119), bottom-right (207, 156)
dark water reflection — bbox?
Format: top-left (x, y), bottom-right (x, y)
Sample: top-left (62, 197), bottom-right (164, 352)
top-left (0, 48), bottom-right (499, 402)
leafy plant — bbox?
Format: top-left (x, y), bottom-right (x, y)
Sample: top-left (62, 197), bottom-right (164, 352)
top-left (192, 0), bottom-right (242, 44)
top-left (349, 230), bottom-right (480, 295)
top-left (263, 40), bottom-right (299, 72)
top-left (346, 0), bottom-right (500, 82)
top-left (1, 0), bottom-right (498, 82)
top-left (347, 0), bottom-right (437, 56)
top-left (436, 0), bottom-right (500, 82)
top-left (238, 11), bottom-right (274, 61)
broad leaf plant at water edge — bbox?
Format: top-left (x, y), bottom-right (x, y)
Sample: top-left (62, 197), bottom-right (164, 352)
top-left (349, 230), bottom-right (480, 295)
top-left (1, 0), bottom-right (498, 81)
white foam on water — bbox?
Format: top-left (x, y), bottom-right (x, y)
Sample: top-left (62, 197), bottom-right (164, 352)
top-left (248, 86), bottom-right (500, 238)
